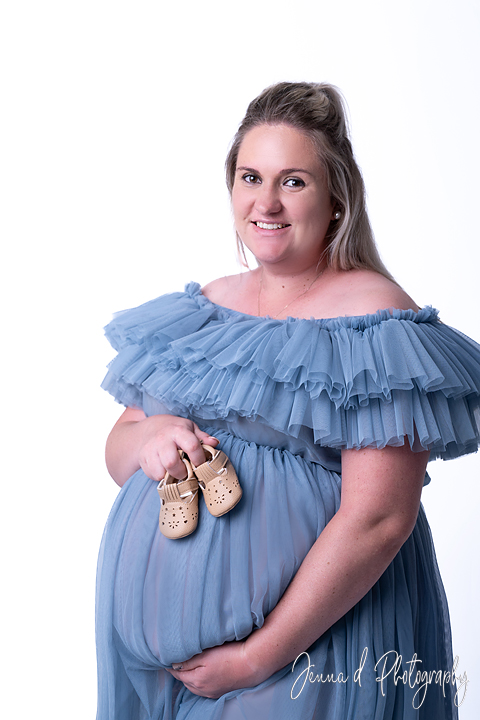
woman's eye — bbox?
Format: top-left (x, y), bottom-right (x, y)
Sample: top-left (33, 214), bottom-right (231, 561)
top-left (284, 177), bottom-right (305, 188)
top-left (242, 173), bottom-right (260, 184)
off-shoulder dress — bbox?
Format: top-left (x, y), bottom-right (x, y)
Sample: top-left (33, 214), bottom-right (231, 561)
top-left (96, 282), bottom-right (480, 720)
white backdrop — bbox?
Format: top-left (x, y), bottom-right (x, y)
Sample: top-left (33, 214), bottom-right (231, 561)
top-left (1, 1), bottom-right (479, 718)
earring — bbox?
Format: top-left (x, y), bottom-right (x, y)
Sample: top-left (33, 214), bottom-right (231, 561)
top-left (334, 211), bottom-right (341, 220)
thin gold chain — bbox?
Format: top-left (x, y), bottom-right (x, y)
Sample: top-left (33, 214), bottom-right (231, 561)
top-left (257, 268), bottom-right (325, 318)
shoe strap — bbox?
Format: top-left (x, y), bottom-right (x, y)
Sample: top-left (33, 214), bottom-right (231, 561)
top-left (195, 450), bottom-right (228, 484)
top-left (158, 478), bottom-right (198, 502)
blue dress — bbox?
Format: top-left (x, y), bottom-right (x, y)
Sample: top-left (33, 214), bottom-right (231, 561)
top-left (97, 282), bottom-right (480, 720)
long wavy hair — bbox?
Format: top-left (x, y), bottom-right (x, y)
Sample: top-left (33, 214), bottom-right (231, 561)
top-left (225, 81), bottom-right (395, 282)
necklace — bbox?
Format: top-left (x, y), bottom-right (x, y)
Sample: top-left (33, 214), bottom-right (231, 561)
top-left (257, 268), bottom-right (325, 318)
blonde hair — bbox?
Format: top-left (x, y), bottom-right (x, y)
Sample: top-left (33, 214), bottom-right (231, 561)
top-left (225, 81), bottom-right (395, 282)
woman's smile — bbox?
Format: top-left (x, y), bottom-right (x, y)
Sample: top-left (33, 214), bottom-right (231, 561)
top-left (253, 221), bottom-right (290, 230)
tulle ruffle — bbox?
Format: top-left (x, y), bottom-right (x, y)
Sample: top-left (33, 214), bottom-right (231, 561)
top-left (102, 282), bottom-right (480, 460)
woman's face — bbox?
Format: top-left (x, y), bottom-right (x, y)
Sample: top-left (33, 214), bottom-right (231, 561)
top-left (232, 124), bottom-right (334, 271)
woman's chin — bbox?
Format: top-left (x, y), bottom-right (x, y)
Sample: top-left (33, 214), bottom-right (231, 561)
top-left (249, 249), bottom-right (320, 272)
top-left (242, 242), bottom-right (290, 267)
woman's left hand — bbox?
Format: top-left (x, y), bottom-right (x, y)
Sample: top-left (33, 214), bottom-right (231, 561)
top-left (166, 641), bottom-right (269, 698)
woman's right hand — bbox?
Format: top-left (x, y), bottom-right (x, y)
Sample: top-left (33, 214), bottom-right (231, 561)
top-left (105, 407), bottom-right (218, 487)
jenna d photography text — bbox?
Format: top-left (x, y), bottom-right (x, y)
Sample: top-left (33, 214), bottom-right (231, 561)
top-left (290, 648), bottom-right (468, 709)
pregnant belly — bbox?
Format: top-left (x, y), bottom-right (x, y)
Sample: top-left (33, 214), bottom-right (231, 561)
top-left (112, 433), bottom-right (342, 667)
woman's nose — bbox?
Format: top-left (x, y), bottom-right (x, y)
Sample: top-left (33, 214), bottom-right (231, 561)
top-left (255, 183), bottom-right (282, 215)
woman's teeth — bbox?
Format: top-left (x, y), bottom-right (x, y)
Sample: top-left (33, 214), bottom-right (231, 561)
top-left (255, 222), bottom-right (289, 230)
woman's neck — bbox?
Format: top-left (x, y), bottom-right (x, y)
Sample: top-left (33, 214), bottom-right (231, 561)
top-left (255, 262), bottom-right (328, 318)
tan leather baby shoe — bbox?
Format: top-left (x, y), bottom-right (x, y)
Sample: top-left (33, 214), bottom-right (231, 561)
top-left (193, 445), bottom-right (242, 517)
top-left (157, 456), bottom-right (199, 539)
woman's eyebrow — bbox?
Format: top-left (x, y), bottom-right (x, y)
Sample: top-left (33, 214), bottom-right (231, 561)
top-left (236, 166), bottom-right (314, 176)
top-left (279, 168), bottom-right (314, 176)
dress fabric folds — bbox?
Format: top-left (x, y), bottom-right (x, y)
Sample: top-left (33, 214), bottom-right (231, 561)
top-left (97, 282), bottom-right (480, 720)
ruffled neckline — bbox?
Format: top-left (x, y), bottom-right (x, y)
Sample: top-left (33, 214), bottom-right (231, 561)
top-left (102, 281), bottom-right (480, 460)
top-left (185, 281), bottom-right (440, 330)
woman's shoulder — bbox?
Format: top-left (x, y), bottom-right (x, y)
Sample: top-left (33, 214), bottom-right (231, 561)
top-left (201, 272), bottom-right (256, 309)
top-left (202, 269), bottom-right (419, 321)
top-left (317, 269), bottom-right (419, 319)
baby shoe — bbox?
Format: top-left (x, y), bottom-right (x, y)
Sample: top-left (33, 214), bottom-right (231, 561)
top-left (157, 456), bottom-right (199, 539)
top-left (192, 445), bottom-right (242, 517)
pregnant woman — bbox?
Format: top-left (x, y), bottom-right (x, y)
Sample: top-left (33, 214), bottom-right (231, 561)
top-left (96, 81), bottom-right (480, 719)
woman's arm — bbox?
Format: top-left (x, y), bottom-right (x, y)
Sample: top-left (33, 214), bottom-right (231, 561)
top-left (105, 407), bottom-right (218, 487)
top-left (168, 443), bottom-right (429, 697)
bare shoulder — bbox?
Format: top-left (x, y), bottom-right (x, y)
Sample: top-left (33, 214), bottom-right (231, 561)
top-left (201, 272), bottom-right (255, 309)
top-left (321, 269), bottom-right (419, 317)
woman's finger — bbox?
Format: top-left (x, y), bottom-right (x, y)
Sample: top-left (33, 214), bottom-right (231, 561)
top-left (173, 429), bottom-right (211, 468)
top-left (160, 443), bottom-right (189, 479)
top-left (170, 651), bottom-right (205, 673)
top-left (193, 424), bottom-right (218, 447)
top-left (139, 453), bottom-right (166, 482)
